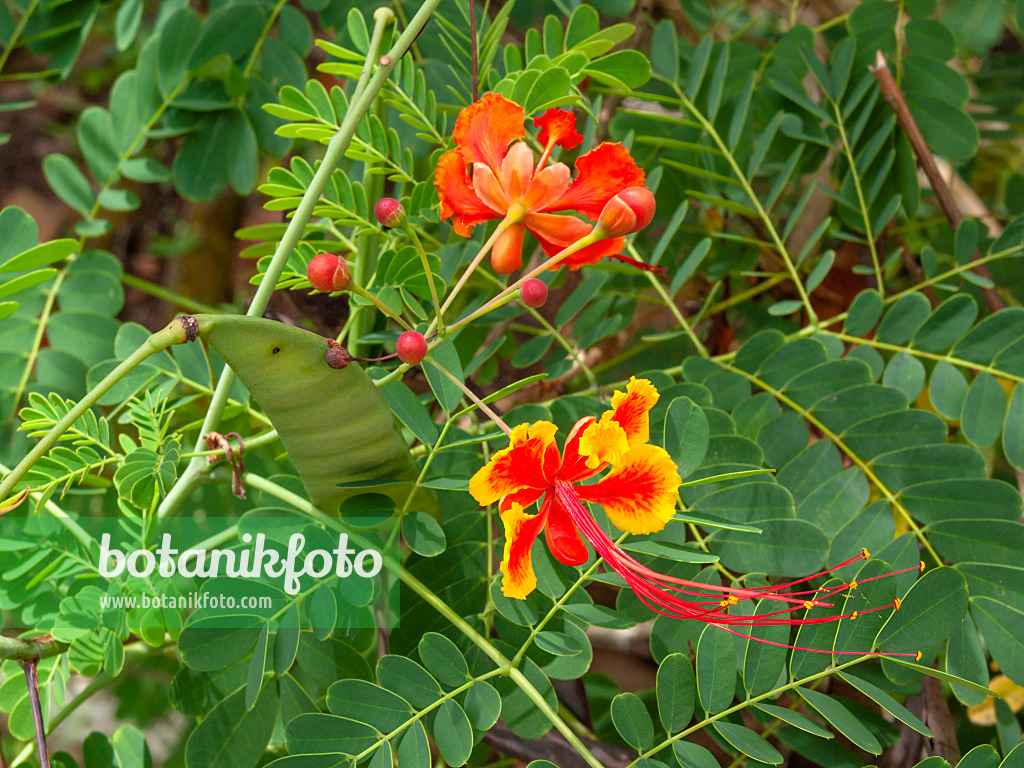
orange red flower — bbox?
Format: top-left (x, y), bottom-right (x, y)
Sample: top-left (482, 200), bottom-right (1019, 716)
top-left (470, 378), bottom-right (924, 656)
top-left (435, 94), bottom-right (651, 274)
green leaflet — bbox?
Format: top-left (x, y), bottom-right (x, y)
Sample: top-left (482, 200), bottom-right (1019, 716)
top-left (194, 314), bottom-right (438, 517)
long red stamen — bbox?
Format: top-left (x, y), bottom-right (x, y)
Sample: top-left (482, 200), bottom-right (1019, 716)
top-left (553, 481), bottom-right (921, 657)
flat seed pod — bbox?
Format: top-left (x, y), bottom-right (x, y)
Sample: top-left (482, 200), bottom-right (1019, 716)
top-left (195, 314), bottom-right (438, 516)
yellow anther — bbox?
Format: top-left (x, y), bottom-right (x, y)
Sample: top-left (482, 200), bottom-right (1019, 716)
top-left (719, 599), bottom-right (730, 608)
top-left (849, 581), bottom-right (858, 589)
top-left (849, 612), bottom-right (858, 620)
top-left (861, 548), bottom-right (870, 559)
top-left (915, 650), bottom-right (922, 661)
top-left (804, 600), bottom-right (815, 610)
top-left (894, 597), bottom-right (902, 610)
top-left (919, 561), bottom-right (925, 573)
top-left (728, 595), bottom-right (739, 605)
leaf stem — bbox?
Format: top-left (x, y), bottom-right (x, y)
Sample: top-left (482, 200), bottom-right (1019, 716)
top-left (158, 2), bottom-right (441, 517)
top-left (0, 319), bottom-right (191, 503)
top-left (433, 361), bottom-right (511, 434)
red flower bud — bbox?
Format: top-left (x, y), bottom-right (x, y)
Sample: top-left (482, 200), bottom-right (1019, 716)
top-left (307, 253), bottom-right (351, 292)
top-left (596, 187), bottom-right (656, 238)
top-left (520, 279), bottom-right (548, 308)
top-left (374, 197), bottom-right (406, 228)
top-left (396, 331), bottom-right (427, 365)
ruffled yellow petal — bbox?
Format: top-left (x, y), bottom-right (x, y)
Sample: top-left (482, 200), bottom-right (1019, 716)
top-left (576, 444), bottom-right (681, 534)
top-left (576, 414), bottom-right (630, 470)
top-left (608, 377), bottom-right (659, 447)
top-left (499, 501), bottom-right (546, 599)
top-left (469, 421), bottom-right (559, 506)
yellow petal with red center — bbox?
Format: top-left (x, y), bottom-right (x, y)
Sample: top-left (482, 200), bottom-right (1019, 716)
top-left (469, 421), bottom-right (559, 506)
top-left (535, 108), bottom-right (583, 150)
top-left (435, 150), bottom-right (502, 236)
top-left (577, 415), bottom-right (630, 470)
top-left (453, 93), bottom-right (525, 175)
top-left (543, 143), bottom-right (646, 220)
top-left (609, 377), bottom-right (659, 447)
top-left (491, 223), bottom-right (526, 274)
top-left (499, 501), bottom-right (546, 599)
top-left (526, 212), bottom-right (626, 270)
top-left (576, 444), bottom-right (681, 535)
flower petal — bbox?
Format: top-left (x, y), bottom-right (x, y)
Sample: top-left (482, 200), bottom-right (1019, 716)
top-left (527, 212), bottom-right (626, 269)
top-left (471, 162), bottom-right (510, 214)
top-left (543, 492), bottom-right (589, 566)
top-left (535, 108), bottom-right (583, 151)
top-left (453, 93), bottom-right (525, 175)
top-left (521, 162), bottom-right (571, 212)
top-left (576, 444), bottom-right (681, 535)
top-left (492, 222), bottom-right (526, 274)
top-left (609, 377), bottom-right (660, 447)
top-left (436, 150), bottom-right (502, 236)
top-left (577, 416), bottom-right (630, 471)
top-left (499, 501), bottom-right (546, 599)
top-left (500, 141), bottom-right (535, 203)
top-left (469, 421), bottom-right (560, 506)
top-left (557, 416), bottom-right (599, 484)
top-left (544, 142), bottom-right (646, 220)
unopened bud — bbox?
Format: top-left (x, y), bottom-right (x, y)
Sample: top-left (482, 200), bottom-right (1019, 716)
top-left (374, 197), bottom-right (406, 229)
top-left (307, 253), bottom-right (351, 292)
top-left (595, 187), bottom-right (656, 238)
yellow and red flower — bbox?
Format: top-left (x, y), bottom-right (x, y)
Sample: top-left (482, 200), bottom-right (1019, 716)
top-left (435, 94), bottom-right (652, 274)
top-left (470, 378), bottom-right (924, 656)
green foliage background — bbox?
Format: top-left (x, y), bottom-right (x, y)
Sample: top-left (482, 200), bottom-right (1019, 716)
top-left (2, 0), bottom-right (1024, 767)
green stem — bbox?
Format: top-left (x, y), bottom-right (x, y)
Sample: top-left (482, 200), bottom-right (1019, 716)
top-left (401, 219), bottom-right (446, 332)
top-left (245, 473), bottom-right (606, 768)
top-left (0, 0), bottom-right (40, 76)
top-left (833, 100), bottom-right (884, 296)
top-left (444, 230), bottom-right (603, 337)
top-left (158, 2), bottom-right (443, 518)
top-left (349, 283), bottom-right (414, 332)
top-left (121, 273), bottom-right (221, 314)
top-left (430, 220), bottom-right (511, 337)
top-left (0, 320), bottom-right (191, 502)
top-left (0, 635), bottom-right (67, 662)
top-left (241, 0), bottom-right (289, 79)
top-left (671, 83), bottom-right (818, 326)
top-left (632, 655), bottom-right (871, 763)
top-left (434, 361), bottom-right (511, 433)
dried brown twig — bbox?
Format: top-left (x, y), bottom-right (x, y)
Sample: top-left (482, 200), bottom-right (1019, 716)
top-left (869, 50), bottom-right (1003, 313)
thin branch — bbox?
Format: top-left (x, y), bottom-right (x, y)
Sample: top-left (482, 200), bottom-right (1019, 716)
top-left (869, 50), bottom-right (1003, 312)
top-left (21, 661), bottom-right (49, 768)
top-left (470, 0), bottom-right (479, 101)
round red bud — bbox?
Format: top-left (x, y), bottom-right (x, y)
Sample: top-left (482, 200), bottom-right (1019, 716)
top-left (374, 197), bottom-right (406, 229)
top-left (596, 187), bottom-right (657, 238)
top-left (307, 253), bottom-right (351, 292)
top-left (396, 331), bottom-right (427, 365)
top-left (520, 279), bottom-right (549, 308)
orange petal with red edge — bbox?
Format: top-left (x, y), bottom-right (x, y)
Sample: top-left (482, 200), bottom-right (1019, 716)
top-left (527, 212), bottom-right (625, 269)
top-left (492, 222), bottom-right (526, 274)
top-left (499, 501), bottom-right (546, 598)
top-left (544, 143), bottom-right (646, 220)
top-left (521, 162), bottom-right (571, 212)
top-left (543, 493), bottom-right (589, 566)
top-left (453, 93), bottom-right (525, 174)
top-left (469, 421), bottom-right (559, 506)
top-left (436, 150), bottom-right (502, 236)
top-left (576, 444), bottom-right (681, 535)
top-left (609, 377), bottom-right (659, 447)
top-left (535, 108), bottom-right (583, 151)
